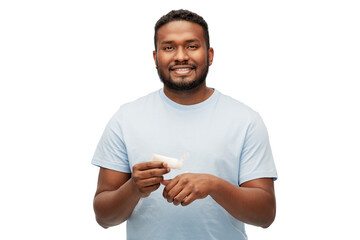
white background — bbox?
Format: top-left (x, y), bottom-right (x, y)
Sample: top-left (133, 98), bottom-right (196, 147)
top-left (1, 0), bottom-right (359, 239)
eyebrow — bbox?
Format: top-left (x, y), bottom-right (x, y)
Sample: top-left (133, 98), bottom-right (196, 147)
top-left (160, 39), bottom-right (200, 45)
top-left (185, 39), bottom-right (200, 44)
top-left (160, 41), bottom-right (174, 45)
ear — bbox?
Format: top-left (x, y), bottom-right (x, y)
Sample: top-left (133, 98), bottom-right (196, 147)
top-left (153, 50), bottom-right (158, 68)
top-left (208, 48), bottom-right (214, 66)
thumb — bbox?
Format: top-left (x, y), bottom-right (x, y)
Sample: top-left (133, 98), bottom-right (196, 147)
top-left (161, 179), bottom-right (172, 185)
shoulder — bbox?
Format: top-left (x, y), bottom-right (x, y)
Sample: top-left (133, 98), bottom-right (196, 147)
top-left (111, 89), bottom-right (161, 120)
top-left (216, 90), bottom-right (260, 122)
top-left (217, 93), bottom-right (270, 139)
top-left (121, 89), bottom-right (161, 111)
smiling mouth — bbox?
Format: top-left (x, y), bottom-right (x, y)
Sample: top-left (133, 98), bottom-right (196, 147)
top-left (174, 68), bottom-right (192, 71)
top-left (172, 68), bottom-right (193, 75)
top-left (170, 66), bottom-right (195, 75)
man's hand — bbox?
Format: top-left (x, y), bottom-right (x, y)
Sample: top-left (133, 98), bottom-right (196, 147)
top-left (131, 161), bottom-right (170, 198)
top-left (162, 173), bottom-right (215, 206)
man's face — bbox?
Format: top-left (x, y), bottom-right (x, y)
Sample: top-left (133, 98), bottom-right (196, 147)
top-left (153, 21), bottom-right (214, 91)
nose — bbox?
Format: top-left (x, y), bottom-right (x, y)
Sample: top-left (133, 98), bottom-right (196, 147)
top-left (174, 47), bottom-right (189, 62)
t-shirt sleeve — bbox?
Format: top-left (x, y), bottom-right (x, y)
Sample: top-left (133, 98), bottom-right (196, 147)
top-left (238, 113), bottom-right (277, 185)
top-left (91, 110), bottom-right (131, 173)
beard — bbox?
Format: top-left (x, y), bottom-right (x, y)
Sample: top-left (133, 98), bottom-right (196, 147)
top-left (156, 59), bottom-right (209, 91)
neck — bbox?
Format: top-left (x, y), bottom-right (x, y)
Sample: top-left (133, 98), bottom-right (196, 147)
top-left (163, 83), bottom-right (214, 105)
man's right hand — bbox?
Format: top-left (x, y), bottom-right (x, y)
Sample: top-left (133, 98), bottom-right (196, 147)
top-left (131, 161), bottom-right (170, 198)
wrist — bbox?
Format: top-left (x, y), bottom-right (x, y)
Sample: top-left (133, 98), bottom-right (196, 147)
top-left (129, 177), bottom-right (143, 199)
top-left (207, 174), bottom-right (220, 195)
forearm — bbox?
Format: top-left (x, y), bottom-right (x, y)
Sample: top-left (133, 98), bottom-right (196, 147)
top-left (93, 179), bottom-right (140, 228)
top-left (210, 176), bottom-right (276, 228)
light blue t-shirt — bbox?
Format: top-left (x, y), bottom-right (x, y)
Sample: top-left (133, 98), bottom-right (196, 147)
top-left (92, 89), bottom-right (277, 240)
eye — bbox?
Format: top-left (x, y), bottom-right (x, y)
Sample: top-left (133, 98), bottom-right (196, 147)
top-left (163, 46), bottom-right (174, 51)
top-left (187, 45), bottom-right (198, 50)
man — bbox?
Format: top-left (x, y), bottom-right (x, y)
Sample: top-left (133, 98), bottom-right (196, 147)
top-left (92, 9), bottom-right (277, 240)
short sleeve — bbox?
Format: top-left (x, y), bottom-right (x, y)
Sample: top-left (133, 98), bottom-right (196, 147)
top-left (91, 110), bottom-right (131, 173)
top-left (238, 113), bottom-right (277, 185)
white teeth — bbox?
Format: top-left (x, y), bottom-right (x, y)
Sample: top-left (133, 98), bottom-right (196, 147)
top-left (175, 68), bottom-right (191, 71)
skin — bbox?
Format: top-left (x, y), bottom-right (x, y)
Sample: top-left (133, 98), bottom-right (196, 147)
top-left (94, 162), bottom-right (170, 228)
top-left (153, 20), bottom-right (214, 105)
top-left (93, 20), bottom-right (276, 229)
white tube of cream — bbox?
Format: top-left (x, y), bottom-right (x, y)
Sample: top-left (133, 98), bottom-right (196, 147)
top-left (151, 154), bottom-right (183, 169)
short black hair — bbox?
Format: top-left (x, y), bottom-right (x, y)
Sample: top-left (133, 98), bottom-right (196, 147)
top-left (154, 9), bottom-right (210, 50)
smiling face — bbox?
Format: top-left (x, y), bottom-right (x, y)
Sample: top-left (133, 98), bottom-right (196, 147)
top-left (153, 20), bottom-right (214, 91)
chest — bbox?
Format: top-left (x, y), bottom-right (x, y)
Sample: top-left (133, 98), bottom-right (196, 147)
top-left (121, 110), bottom-right (246, 184)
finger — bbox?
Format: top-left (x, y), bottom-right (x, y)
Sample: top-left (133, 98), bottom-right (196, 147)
top-left (134, 161), bottom-right (168, 171)
top-left (138, 176), bottom-right (164, 188)
top-left (138, 167), bottom-right (170, 179)
top-left (163, 178), bottom-right (179, 199)
top-left (164, 176), bottom-right (180, 192)
top-left (161, 179), bottom-right (171, 185)
top-left (165, 182), bottom-right (187, 203)
top-left (181, 192), bottom-right (197, 206)
top-left (165, 175), bottom-right (190, 198)
top-left (173, 189), bottom-right (191, 206)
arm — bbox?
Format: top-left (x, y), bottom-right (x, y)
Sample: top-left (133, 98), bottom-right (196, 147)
top-left (211, 177), bottom-right (276, 228)
top-left (93, 162), bottom-right (170, 228)
top-left (162, 174), bottom-right (276, 228)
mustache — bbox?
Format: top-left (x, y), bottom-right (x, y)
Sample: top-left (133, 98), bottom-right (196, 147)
top-left (169, 63), bottom-right (197, 70)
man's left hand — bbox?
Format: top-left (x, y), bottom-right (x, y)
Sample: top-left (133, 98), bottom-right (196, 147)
top-left (162, 173), bottom-right (215, 206)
